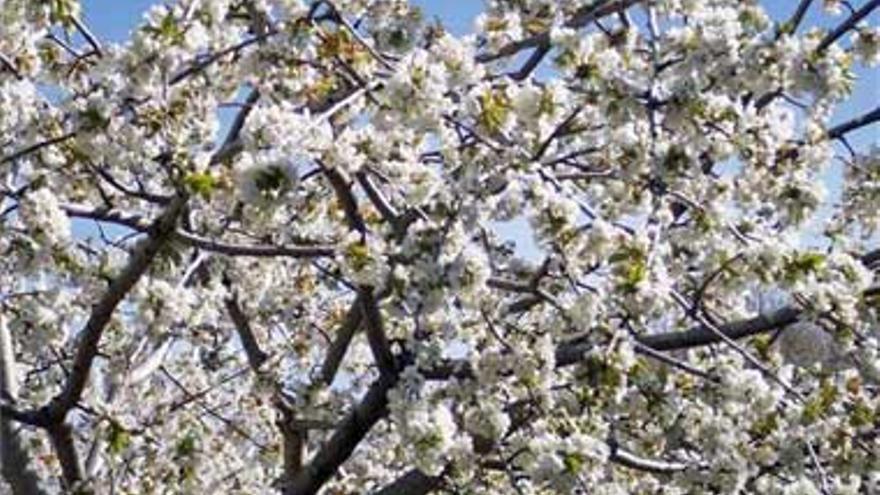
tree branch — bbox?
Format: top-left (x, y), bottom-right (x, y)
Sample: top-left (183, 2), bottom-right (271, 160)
top-left (423, 305), bottom-right (803, 381)
top-left (283, 373), bottom-right (397, 495)
top-left (0, 51), bottom-right (23, 80)
top-left (865, 248), bottom-right (880, 267)
top-left (509, 43), bottom-right (551, 81)
top-left (46, 421), bottom-right (84, 490)
top-left (371, 469), bottom-right (441, 495)
top-left (359, 288), bottom-right (396, 377)
top-left (319, 294), bottom-right (364, 385)
top-left (225, 293), bottom-right (269, 372)
top-left (322, 165), bottom-right (367, 233)
top-left (46, 196), bottom-right (187, 422)
top-left (170, 35), bottom-right (276, 86)
top-left (777, 0), bottom-right (813, 37)
top-left (826, 105), bottom-right (880, 140)
top-left (71, 17), bottom-right (103, 57)
top-left (1, 132), bottom-right (77, 165)
top-left (475, 0), bottom-right (642, 63)
top-left (815, 0), bottom-right (880, 53)
top-left (177, 231), bottom-right (335, 258)
top-left (59, 203), bottom-right (335, 259)
top-left (373, 445), bottom-right (706, 495)
top-left (608, 447), bottom-right (706, 474)
top-left (0, 315), bottom-right (49, 495)
top-left (276, 404), bottom-right (307, 486)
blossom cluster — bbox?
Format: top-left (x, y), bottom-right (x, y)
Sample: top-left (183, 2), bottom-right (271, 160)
top-left (0, 0), bottom-right (878, 494)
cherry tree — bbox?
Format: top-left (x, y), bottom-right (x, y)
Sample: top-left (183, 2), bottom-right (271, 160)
top-left (1, 0), bottom-right (879, 493)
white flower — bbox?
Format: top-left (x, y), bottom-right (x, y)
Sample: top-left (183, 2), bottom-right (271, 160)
top-left (464, 401), bottom-right (510, 442)
top-left (823, 0), bottom-right (844, 15)
top-left (183, 20), bottom-right (210, 51)
top-left (136, 279), bottom-right (196, 333)
top-left (394, 402), bottom-right (459, 475)
top-left (431, 34), bottom-right (484, 87)
top-left (19, 187), bottom-right (71, 247)
top-left (783, 476), bottom-right (821, 495)
top-left (236, 153), bottom-right (300, 206)
top-left (447, 245), bottom-right (490, 297)
top-left (853, 26), bottom-right (880, 67)
top-left (337, 232), bottom-right (389, 287)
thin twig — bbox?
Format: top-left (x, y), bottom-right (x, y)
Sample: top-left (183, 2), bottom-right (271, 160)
top-left (815, 0), bottom-right (880, 53)
top-left (71, 17), bottom-right (103, 57)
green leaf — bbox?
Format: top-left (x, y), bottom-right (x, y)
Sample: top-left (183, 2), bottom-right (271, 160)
top-left (850, 400), bottom-right (875, 428)
top-left (574, 62), bottom-right (599, 81)
top-left (388, 28), bottom-right (411, 50)
top-left (107, 421), bottom-right (131, 455)
top-left (48, 0), bottom-right (79, 31)
top-left (478, 90), bottom-right (510, 133)
top-left (784, 251), bottom-right (826, 282)
top-left (752, 334), bottom-right (773, 360)
top-left (144, 12), bottom-right (185, 44)
top-left (175, 432), bottom-right (198, 459)
top-left (563, 452), bottom-right (585, 473)
top-left (777, 20), bottom-right (794, 36)
top-left (802, 379), bottom-right (837, 424)
top-left (79, 107), bottom-right (108, 131)
top-left (415, 432), bottom-right (443, 451)
top-left (608, 246), bottom-right (640, 264)
top-left (751, 413), bottom-right (778, 438)
top-left (610, 246), bottom-right (647, 293)
top-left (344, 241), bottom-right (371, 272)
top-left (538, 88), bottom-right (556, 116)
top-left (183, 172), bottom-right (217, 199)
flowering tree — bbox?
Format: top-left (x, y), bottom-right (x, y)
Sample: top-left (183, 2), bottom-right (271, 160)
top-left (1, 0), bottom-right (879, 493)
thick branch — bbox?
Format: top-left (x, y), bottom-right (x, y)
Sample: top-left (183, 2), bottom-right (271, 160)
top-left (625, 305), bottom-right (802, 354)
top-left (225, 293), bottom-right (269, 372)
top-left (423, 305), bottom-right (803, 381)
top-left (48, 196), bottom-right (187, 421)
top-left (359, 288), bottom-right (396, 377)
top-left (46, 422), bottom-right (84, 489)
top-left (2, 196), bottom-right (189, 429)
top-left (319, 294), bottom-right (364, 385)
top-left (323, 166), bottom-right (367, 233)
top-left (283, 373), bottom-right (397, 495)
top-left (0, 422), bottom-right (47, 493)
top-left (276, 406), bottom-right (307, 485)
top-left (371, 469), bottom-right (441, 495)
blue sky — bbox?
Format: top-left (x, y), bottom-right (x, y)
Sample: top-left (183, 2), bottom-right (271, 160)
top-left (77, 0), bottom-right (481, 39)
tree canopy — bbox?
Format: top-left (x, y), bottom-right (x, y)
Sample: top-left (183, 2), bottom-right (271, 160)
top-left (1, 0), bottom-right (879, 493)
